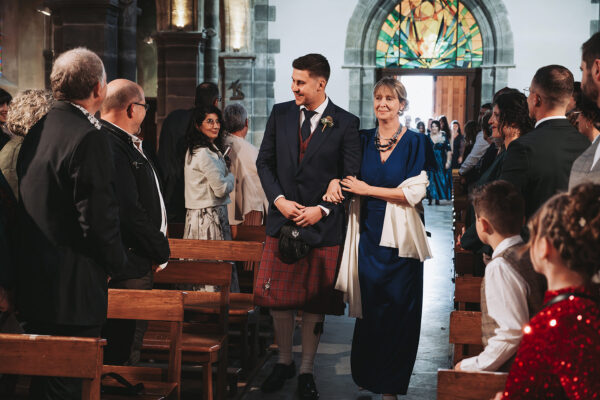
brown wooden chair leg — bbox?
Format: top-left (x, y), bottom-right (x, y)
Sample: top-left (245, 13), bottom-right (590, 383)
top-left (203, 361), bottom-right (213, 400)
top-left (217, 344), bottom-right (228, 400)
top-left (240, 319), bottom-right (249, 374)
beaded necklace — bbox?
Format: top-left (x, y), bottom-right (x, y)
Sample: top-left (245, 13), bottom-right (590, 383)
top-left (374, 124), bottom-right (403, 152)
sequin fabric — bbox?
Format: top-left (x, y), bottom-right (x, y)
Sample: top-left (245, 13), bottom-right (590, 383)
top-left (502, 285), bottom-right (600, 399)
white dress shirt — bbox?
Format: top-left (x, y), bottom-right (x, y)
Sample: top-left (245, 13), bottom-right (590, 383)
top-left (275, 97), bottom-right (331, 215)
top-left (459, 131), bottom-right (488, 175)
top-left (591, 135), bottom-right (600, 170)
top-left (460, 235), bottom-right (530, 371)
top-left (534, 115), bottom-right (566, 128)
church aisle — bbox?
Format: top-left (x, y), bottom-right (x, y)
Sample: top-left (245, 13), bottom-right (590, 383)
top-left (241, 202), bottom-right (454, 400)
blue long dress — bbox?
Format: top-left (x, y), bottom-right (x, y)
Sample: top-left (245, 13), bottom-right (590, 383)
top-left (351, 128), bottom-right (430, 395)
top-left (426, 133), bottom-right (452, 200)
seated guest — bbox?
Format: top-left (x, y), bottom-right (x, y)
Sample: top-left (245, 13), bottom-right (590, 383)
top-left (184, 105), bottom-right (238, 291)
top-left (450, 120), bottom-right (465, 169)
top-left (0, 89), bottom-right (54, 198)
top-left (494, 183), bottom-right (600, 399)
top-left (16, 47), bottom-right (128, 399)
top-left (458, 103), bottom-right (492, 176)
top-left (99, 79), bottom-right (170, 365)
top-left (500, 65), bottom-right (589, 219)
top-left (462, 120), bottom-right (477, 161)
top-left (569, 86), bottom-right (600, 189)
top-left (0, 89), bottom-right (12, 150)
top-left (222, 103), bottom-right (268, 226)
top-left (455, 181), bottom-right (545, 372)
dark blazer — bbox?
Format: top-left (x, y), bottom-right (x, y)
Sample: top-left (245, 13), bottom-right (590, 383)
top-left (256, 99), bottom-right (361, 246)
top-left (16, 101), bottom-right (128, 326)
top-left (499, 119), bottom-right (589, 218)
top-left (157, 108), bottom-right (193, 223)
top-left (102, 121), bottom-right (170, 280)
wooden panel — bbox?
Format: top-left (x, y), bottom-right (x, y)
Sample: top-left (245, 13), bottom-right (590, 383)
top-left (231, 225), bottom-right (267, 242)
top-left (449, 311), bottom-right (482, 345)
top-left (455, 250), bottom-right (475, 276)
top-left (437, 369), bottom-right (508, 400)
top-left (154, 261), bottom-right (232, 286)
top-left (455, 276), bottom-right (483, 304)
top-left (434, 75), bottom-right (467, 128)
top-left (107, 289), bottom-right (184, 322)
top-left (0, 334), bottom-right (105, 379)
top-left (168, 238), bottom-right (264, 262)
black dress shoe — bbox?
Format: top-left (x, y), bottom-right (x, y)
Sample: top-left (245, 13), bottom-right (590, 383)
top-left (297, 373), bottom-right (319, 399)
top-left (261, 361), bottom-right (296, 393)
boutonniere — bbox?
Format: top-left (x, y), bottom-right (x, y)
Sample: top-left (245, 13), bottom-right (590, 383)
top-left (320, 116), bottom-right (334, 132)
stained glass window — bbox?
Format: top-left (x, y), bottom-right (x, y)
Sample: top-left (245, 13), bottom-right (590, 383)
top-left (376, 0), bottom-right (483, 69)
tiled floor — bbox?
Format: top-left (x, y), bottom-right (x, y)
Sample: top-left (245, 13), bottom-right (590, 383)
top-left (242, 202), bottom-right (455, 400)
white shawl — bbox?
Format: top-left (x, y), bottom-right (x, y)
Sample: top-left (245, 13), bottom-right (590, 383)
top-left (335, 171), bottom-right (432, 318)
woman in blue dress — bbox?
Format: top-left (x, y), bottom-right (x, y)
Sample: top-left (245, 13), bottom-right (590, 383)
top-left (426, 120), bottom-right (452, 204)
top-left (325, 77), bottom-right (433, 399)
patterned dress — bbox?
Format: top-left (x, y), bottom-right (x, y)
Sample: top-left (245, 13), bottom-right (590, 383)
top-left (426, 132), bottom-right (452, 201)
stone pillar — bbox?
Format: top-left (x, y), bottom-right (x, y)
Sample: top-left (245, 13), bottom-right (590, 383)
top-left (118, 0), bottom-right (138, 80)
top-left (204, 0), bottom-right (220, 84)
top-left (155, 31), bottom-right (205, 129)
top-left (46, 0), bottom-right (120, 80)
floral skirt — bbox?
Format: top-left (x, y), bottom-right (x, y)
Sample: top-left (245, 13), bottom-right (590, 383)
top-left (183, 205), bottom-right (239, 292)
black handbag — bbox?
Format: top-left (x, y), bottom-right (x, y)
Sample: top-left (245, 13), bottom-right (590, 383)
top-left (278, 223), bottom-right (311, 264)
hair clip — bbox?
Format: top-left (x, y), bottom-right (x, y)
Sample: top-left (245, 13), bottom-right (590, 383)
top-left (579, 217), bottom-right (586, 228)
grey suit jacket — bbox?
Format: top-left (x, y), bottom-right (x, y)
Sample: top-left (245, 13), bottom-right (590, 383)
top-left (569, 138), bottom-right (600, 190)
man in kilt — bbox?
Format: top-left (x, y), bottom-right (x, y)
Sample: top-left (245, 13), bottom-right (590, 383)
top-left (255, 53), bottom-right (361, 399)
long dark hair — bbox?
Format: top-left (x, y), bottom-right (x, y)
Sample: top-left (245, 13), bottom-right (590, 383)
top-left (494, 92), bottom-right (534, 137)
top-left (439, 115), bottom-right (450, 134)
top-left (185, 105), bottom-right (226, 156)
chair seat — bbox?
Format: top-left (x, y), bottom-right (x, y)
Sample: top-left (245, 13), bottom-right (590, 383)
top-left (185, 293), bottom-right (255, 316)
top-left (143, 331), bottom-right (225, 353)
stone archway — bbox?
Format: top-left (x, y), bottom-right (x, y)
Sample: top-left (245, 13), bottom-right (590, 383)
top-left (344, 0), bottom-right (515, 125)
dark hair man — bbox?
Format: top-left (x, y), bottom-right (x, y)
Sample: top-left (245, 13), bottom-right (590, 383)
top-left (16, 47), bottom-right (128, 399)
top-left (157, 82), bottom-right (220, 223)
top-left (499, 65), bottom-right (589, 218)
top-left (459, 102), bottom-right (495, 177)
top-left (570, 33), bottom-right (600, 188)
top-left (255, 53), bottom-right (361, 399)
top-left (0, 88), bottom-right (13, 150)
top-left (99, 79), bottom-right (170, 365)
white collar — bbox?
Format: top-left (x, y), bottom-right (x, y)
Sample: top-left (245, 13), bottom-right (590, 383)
top-left (534, 115), bottom-right (566, 128)
top-left (492, 235), bottom-right (524, 258)
top-left (593, 135), bottom-right (600, 144)
top-left (300, 96), bottom-right (329, 116)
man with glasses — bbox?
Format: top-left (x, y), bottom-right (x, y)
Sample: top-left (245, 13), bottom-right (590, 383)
top-left (499, 65), bottom-right (589, 219)
top-left (99, 79), bottom-right (170, 365)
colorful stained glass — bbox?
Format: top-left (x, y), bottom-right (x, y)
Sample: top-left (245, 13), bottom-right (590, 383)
top-left (376, 0), bottom-right (483, 69)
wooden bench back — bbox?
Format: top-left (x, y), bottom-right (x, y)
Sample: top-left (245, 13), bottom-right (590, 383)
top-left (231, 225), bottom-right (266, 242)
top-left (168, 238), bottom-right (263, 262)
top-left (437, 369), bottom-right (508, 400)
top-left (0, 333), bottom-right (105, 399)
top-left (454, 249), bottom-right (476, 276)
top-left (455, 276), bottom-right (482, 310)
top-left (107, 288), bottom-right (185, 322)
top-left (450, 310), bottom-right (483, 363)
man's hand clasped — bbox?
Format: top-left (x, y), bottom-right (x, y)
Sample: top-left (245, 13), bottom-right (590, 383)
top-left (275, 197), bottom-right (324, 227)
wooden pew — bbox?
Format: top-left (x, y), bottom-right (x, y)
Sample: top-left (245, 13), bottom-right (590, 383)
top-left (151, 259), bottom-right (232, 400)
top-left (0, 333), bottom-right (105, 400)
top-left (454, 248), bottom-right (476, 276)
top-left (450, 310), bottom-right (483, 364)
top-left (455, 276), bottom-right (482, 310)
top-left (437, 369), bottom-right (508, 400)
top-left (104, 289), bottom-right (184, 400)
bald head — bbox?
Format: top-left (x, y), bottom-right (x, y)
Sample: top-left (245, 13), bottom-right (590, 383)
top-left (102, 79), bottom-right (143, 113)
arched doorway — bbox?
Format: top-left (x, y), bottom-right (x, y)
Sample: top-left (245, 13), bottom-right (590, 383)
top-left (344, 0), bottom-right (514, 126)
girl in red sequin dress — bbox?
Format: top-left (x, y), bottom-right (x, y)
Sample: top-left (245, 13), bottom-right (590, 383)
top-left (494, 183), bottom-right (600, 399)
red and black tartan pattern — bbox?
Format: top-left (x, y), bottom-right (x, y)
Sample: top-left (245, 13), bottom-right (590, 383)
top-left (254, 236), bottom-right (345, 315)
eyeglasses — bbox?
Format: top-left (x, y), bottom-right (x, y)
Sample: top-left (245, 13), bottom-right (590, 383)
top-left (522, 87), bottom-right (531, 96)
top-left (203, 118), bottom-right (220, 126)
top-left (131, 102), bottom-right (150, 111)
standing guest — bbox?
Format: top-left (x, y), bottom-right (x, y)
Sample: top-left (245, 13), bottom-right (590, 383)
top-left (500, 65), bottom-right (589, 219)
top-left (255, 53), bottom-right (361, 400)
top-left (581, 32), bottom-right (600, 109)
top-left (493, 183), bottom-right (600, 400)
top-left (426, 120), bottom-right (451, 205)
top-left (416, 121), bottom-right (426, 134)
top-left (568, 93), bottom-right (600, 189)
top-left (15, 47), bottom-right (128, 399)
top-left (0, 90), bottom-right (54, 199)
top-left (450, 119), bottom-right (465, 168)
top-left (566, 82), bottom-right (582, 128)
top-left (0, 89), bottom-right (12, 150)
top-left (462, 120), bottom-right (478, 161)
top-left (455, 181), bottom-right (544, 372)
top-left (158, 82), bottom-right (220, 223)
top-left (439, 115), bottom-right (451, 139)
top-left (184, 105), bottom-right (238, 292)
top-left (331, 77), bottom-right (433, 399)
top-left (459, 103), bottom-right (493, 177)
top-left (426, 117), bottom-right (433, 134)
top-left (404, 114), bottom-right (412, 129)
top-left (99, 79), bottom-right (170, 365)
top-left (222, 103), bottom-right (268, 226)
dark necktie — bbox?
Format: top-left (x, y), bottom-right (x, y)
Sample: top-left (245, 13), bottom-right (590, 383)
top-left (301, 109), bottom-right (317, 141)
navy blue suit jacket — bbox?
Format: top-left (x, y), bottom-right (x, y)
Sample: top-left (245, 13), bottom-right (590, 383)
top-left (256, 99), bottom-right (361, 247)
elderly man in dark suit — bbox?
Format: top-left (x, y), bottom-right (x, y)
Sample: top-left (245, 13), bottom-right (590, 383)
top-left (499, 65), bottom-right (589, 219)
top-left (100, 79), bottom-right (170, 365)
top-left (255, 53), bottom-right (361, 399)
top-left (16, 47), bottom-right (128, 399)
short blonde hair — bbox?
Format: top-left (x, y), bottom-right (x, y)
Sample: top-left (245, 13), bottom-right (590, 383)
top-left (373, 76), bottom-right (409, 114)
top-left (6, 89), bottom-right (54, 136)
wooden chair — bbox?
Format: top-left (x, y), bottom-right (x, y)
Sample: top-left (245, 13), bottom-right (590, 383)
top-left (105, 289), bottom-right (184, 400)
top-left (0, 333), bottom-right (106, 400)
top-left (450, 311), bottom-right (483, 364)
top-left (437, 369), bottom-right (508, 400)
top-left (455, 276), bottom-right (482, 310)
top-left (151, 259), bottom-right (232, 400)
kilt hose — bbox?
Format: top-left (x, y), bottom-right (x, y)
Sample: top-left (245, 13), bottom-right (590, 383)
top-left (254, 236), bottom-right (345, 315)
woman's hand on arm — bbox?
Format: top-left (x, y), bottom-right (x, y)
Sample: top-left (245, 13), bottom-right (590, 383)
top-left (341, 176), bottom-right (410, 206)
top-left (322, 179), bottom-right (344, 204)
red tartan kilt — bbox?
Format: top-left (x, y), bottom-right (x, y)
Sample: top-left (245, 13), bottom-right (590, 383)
top-left (254, 236), bottom-right (345, 315)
